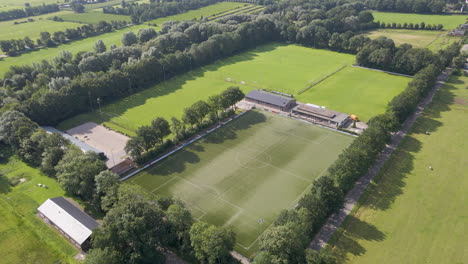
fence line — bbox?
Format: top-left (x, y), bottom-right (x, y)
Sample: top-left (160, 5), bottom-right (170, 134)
top-left (352, 65), bottom-right (413, 77)
top-left (298, 65), bottom-right (347, 95)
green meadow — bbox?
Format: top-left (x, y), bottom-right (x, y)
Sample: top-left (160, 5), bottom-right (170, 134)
top-left (56, 9), bottom-right (131, 24)
top-left (59, 43), bottom-right (408, 134)
top-left (0, 0), bottom-right (64, 10)
top-left (146, 2), bottom-right (251, 25)
top-left (0, 11), bottom-right (81, 41)
top-left (328, 75), bottom-right (468, 263)
top-left (0, 149), bottom-right (78, 264)
top-left (130, 110), bottom-right (354, 257)
top-left (364, 29), bottom-right (463, 50)
top-left (372, 11), bottom-right (467, 30)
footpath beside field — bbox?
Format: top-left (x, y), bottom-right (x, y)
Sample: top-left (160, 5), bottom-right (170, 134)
top-left (309, 67), bottom-right (452, 251)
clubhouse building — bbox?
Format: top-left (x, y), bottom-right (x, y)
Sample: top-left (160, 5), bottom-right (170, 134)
top-left (292, 104), bottom-right (350, 127)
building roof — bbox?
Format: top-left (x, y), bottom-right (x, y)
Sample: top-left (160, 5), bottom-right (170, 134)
top-left (246, 90), bottom-right (295, 108)
top-left (41, 126), bottom-right (103, 154)
top-left (293, 104), bottom-right (349, 124)
top-left (38, 197), bottom-right (99, 245)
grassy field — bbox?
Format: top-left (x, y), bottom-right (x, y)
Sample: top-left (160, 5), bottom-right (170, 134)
top-left (328, 75), bottom-right (468, 263)
top-left (146, 2), bottom-right (250, 25)
top-left (0, 2), bottom-right (254, 77)
top-left (364, 29), bottom-right (463, 50)
top-left (0, 150), bottom-right (78, 264)
top-left (372, 11), bottom-right (467, 30)
top-left (297, 66), bottom-right (409, 120)
top-left (55, 9), bottom-right (131, 24)
top-left (129, 109), bottom-right (355, 257)
top-left (0, 11), bottom-right (81, 41)
top-left (58, 43), bottom-right (407, 134)
top-left (0, 0), bottom-right (64, 10)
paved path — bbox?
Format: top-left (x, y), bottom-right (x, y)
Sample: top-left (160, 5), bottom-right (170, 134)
top-left (309, 68), bottom-right (452, 251)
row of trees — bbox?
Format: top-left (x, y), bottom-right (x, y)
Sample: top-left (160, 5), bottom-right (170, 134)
top-left (364, 0), bottom-right (448, 13)
top-left (103, 0), bottom-right (219, 24)
top-left (125, 87), bottom-right (244, 164)
top-left (252, 42), bottom-right (461, 264)
top-left (0, 3), bottom-right (59, 21)
top-left (0, 20), bottom-right (128, 56)
top-left (377, 21), bottom-right (444, 30)
top-left (0, 109), bottom-right (238, 264)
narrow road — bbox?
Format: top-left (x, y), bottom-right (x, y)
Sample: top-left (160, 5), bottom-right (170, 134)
top-left (309, 68), bottom-right (452, 251)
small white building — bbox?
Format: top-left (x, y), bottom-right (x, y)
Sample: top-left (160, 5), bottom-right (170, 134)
top-left (38, 197), bottom-right (99, 249)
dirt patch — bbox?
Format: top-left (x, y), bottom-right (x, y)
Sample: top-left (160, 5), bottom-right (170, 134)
top-left (66, 122), bottom-right (129, 168)
top-left (454, 98), bottom-right (467, 105)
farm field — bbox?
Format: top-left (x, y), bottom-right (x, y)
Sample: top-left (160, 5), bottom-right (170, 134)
top-left (0, 0), bottom-right (64, 10)
top-left (328, 75), bottom-right (468, 263)
top-left (58, 43), bottom-right (407, 134)
top-left (129, 109), bottom-right (355, 257)
top-left (0, 24), bottom-right (155, 76)
top-left (55, 9), bottom-right (131, 24)
top-left (146, 2), bottom-right (251, 25)
top-left (364, 29), bottom-right (462, 50)
top-left (297, 66), bottom-right (409, 120)
top-left (0, 149), bottom-right (78, 264)
top-left (372, 11), bottom-right (466, 30)
top-left (0, 2), bottom-right (253, 77)
top-left (0, 11), bottom-right (81, 41)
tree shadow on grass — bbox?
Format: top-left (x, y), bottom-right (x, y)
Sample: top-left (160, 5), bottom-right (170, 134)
top-left (0, 174), bottom-right (11, 194)
top-left (331, 215), bottom-right (385, 263)
top-left (204, 110), bottom-right (267, 144)
top-left (148, 148), bottom-right (201, 176)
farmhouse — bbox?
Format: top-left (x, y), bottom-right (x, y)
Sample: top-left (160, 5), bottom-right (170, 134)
top-left (245, 90), bottom-right (296, 111)
top-left (292, 104), bottom-right (349, 127)
top-left (38, 197), bottom-right (99, 249)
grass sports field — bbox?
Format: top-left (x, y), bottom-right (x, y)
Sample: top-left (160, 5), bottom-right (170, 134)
top-left (58, 43), bottom-right (408, 134)
top-left (55, 9), bottom-right (131, 24)
top-left (372, 11), bottom-right (466, 30)
top-left (129, 110), bottom-right (355, 257)
top-left (296, 66), bottom-right (408, 120)
top-left (364, 29), bottom-right (462, 50)
top-left (0, 11), bottom-right (81, 42)
top-left (0, 149), bottom-right (78, 264)
top-left (328, 75), bottom-right (468, 263)
top-left (146, 2), bottom-right (252, 25)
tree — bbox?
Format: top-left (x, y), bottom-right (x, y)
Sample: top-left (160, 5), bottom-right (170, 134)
top-left (95, 170), bottom-right (120, 211)
top-left (55, 149), bottom-right (107, 200)
top-left (166, 204), bottom-right (193, 250)
top-left (121, 31), bottom-right (138, 46)
top-left (208, 94), bottom-right (225, 120)
top-left (91, 185), bottom-right (167, 264)
top-left (170, 117), bottom-right (186, 140)
top-left (0, 110), bottom-right (39, 149)
top-left (39, 31), bottom-right (54, 47)
top-left (191, 100), bottom-right (211, 126)
top-left (94, 39), bottom-right (107, 53)
top-left (190, 222), bottom-right (236, 264)
top-left (71, 2), bottom-right (85, 13)
top-left (138, 28), bottom-right (157, 43)
top-left (86, 248), bottom-right (121, 264)
top-left (221, 86), bottom-right (245, 109)
top-left (150, 117), bottom-right (171, 144)
top-left (259, 225), bottom-right (305, 264)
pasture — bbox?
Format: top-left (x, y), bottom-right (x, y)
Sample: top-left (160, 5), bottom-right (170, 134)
top-left (0, 150), bottom-right (78, 264)
top-left (146, 2), bottom-right (251, 25)
top-left (55, 9), bottom-right (131, 24)
top-left (328, 75), bottom-right (468, 263)
top-left (364, 29), bottom-right (462, 50)
top-left (0, 0), bottom-right (64, 10)
top-left (129, 109), bottom-right (355, 257)
top-left (58, 43), bottom-right (407, 134)
top-left (0, 11), bottom-right (81, 41)
top-left (372, 11), bottom-right (467, 30)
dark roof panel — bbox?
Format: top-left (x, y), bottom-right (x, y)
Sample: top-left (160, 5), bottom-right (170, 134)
top-left (246, 90), bottom-right (295, 108)
top-left (50, 197), bottom-right (99, 230)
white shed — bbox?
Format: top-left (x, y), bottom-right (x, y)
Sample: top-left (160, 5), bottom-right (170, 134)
top-left (38, 197), bottom-right (99, 247)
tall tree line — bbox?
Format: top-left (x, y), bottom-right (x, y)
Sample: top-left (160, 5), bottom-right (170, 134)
top-left (0, 4), bottom-right (59, 21)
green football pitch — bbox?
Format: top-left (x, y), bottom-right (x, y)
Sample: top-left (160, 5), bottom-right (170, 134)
top-left (128, 110), bottom-right (354, 257)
